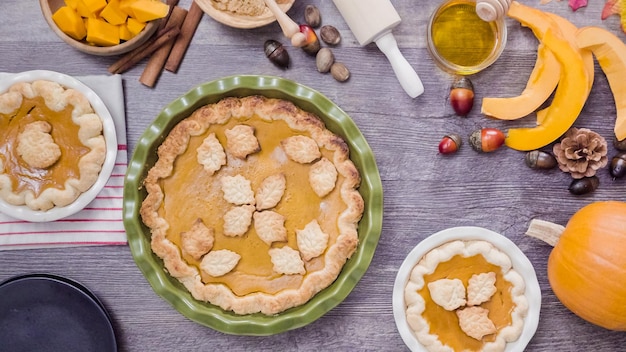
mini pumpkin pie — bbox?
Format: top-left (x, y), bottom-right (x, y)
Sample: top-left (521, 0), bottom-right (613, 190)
top-left (404, 240), bottom-right (528, 352)
top-left (0, 80), bottom-right (106, 211)
top-left (140, 95), bottom-right (364, 315)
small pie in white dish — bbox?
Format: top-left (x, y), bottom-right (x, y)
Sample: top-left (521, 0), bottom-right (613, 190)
top-left (393, 227), bottom-right (541, 352)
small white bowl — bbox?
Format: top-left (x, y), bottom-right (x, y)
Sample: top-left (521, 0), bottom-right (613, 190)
top-left (392, 226), bottom-right (541, 352)
top-left (0, 70), bottom-right (117, 222)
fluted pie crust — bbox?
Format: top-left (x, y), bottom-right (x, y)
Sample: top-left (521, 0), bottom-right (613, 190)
top-left (404, 240), bottom-right (528, 352)
top-left (0, 80), bottom-right (106, 211)
top-left (140, 96), bottom-right (364, 315)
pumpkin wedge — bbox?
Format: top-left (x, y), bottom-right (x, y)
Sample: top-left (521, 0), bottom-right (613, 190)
top-left (481, 43), bottom-right (560, 120)
top-left (546, 13), bottom-right (594, 91)
top-left (576, 26), bottom-right (626, 141)
top-left (481, 2), bottom-right (561, 120)
top-left (482, 2), bottom-right (594, 121)
top-left (505, 28), bottom-right (590, 151)
top-left (527, 201), bottom-right (626, 331)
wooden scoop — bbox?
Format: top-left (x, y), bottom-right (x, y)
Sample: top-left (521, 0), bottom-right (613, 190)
top-left (263, 0), bottom-right (306, 47)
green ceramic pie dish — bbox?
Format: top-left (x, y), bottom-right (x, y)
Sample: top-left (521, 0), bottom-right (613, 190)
top-left (123, 75), bottom-right (383, 335)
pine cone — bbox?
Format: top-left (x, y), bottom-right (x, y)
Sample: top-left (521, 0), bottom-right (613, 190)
top-left (553, 127), bottom-right (608, 179)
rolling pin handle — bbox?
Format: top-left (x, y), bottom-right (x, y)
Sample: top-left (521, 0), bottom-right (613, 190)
top-left (375, 32), bottom-right (424, 98)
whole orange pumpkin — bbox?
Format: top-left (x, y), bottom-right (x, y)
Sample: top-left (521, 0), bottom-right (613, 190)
top-left (547, 201), bottom-right (626, 330)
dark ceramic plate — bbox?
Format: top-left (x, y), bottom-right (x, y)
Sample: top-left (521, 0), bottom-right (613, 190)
top-left (0, 273), bottom-right (117, 352)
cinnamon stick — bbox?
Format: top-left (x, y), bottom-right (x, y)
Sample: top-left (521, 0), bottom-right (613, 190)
top-left (139, 6), bottom-right (188, 87)
top-left (165, 1), bottom-right (203, 73)
top-left (109, 25), bottom-right (180, 74)
top-left (158, 0), bottom-right (180, 31)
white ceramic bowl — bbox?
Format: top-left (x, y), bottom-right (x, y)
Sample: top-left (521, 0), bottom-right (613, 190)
top-left (392, 226), bottom-right (541, 352)
top-left (0, 70), bottom-right (117, 222)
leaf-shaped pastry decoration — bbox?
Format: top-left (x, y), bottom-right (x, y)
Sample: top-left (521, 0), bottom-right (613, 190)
top-left (466, 272), bottom-right (497, 306)
top-left (255, 173), bottom-right (286, 210)
top-left (456, 306), bottom-right (497, 340)
top-left (223, 205), bottom-right (255, 237)
top-left (268, 246), bottom-right (306, 275)
top-left (200, 249), bottom-right (241, 277)
top-left (253, 210), bottom-right (287, 245)
top-left (427, 278), bottom-right (467, 311)
top-left (296, 220), bottom-right (329, 261)
top-left (196, 133), bottom-right (226, 175)
top-left (221, 174), bottom-right (255, 205)
top-left (180, 218), bottom-right (215, 261)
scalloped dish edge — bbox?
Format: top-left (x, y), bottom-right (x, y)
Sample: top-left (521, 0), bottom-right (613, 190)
top-left (123, 75), bottom-right (383, 335)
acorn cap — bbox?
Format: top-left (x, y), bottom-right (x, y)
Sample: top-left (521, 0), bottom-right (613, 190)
top-left (451, 76), bottom-right (474, 92)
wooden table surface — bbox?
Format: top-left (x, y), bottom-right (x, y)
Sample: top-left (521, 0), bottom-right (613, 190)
top-left (2, 0), bottom-right (626, 350)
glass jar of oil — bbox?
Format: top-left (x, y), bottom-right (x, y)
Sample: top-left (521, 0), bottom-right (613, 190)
top-left (427, 0), bottom-right (507, 75)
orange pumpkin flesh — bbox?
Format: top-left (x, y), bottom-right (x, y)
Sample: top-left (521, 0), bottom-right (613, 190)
top-left (547, 201), bottom-right (626, 331)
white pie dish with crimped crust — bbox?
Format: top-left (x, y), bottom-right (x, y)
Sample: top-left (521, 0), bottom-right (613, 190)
top-left (392, 226), bottom-right (541, 352)
top-left (0, 70), bottom-right (117, 222)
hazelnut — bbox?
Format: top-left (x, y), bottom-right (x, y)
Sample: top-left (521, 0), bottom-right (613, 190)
top-left (316, 48), bottom-right (335, 73)
top-left (304, 5), bottom-right (321, 28)
top-left (330, 62), bottom-right (350, 82)
top-left (320, 25), bottom-right (341, 45)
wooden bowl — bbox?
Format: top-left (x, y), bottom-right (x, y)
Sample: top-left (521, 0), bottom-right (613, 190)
top-left (40, 0), bottom-right (160, 56)
top-left (195, 0), bottom-right (295, 29)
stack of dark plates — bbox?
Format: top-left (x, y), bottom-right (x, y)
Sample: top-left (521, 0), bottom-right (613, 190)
top-left (0, 273), bottom-right (117, 352)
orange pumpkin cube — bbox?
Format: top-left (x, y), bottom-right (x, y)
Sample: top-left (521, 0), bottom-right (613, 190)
top-left (52, 6), bottom-right (87, 41)
top-left (86, 18), bottom-right (120, 46)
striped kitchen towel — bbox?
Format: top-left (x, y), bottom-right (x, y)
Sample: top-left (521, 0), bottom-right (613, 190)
top-left (0, 74), bottom-right (128, 250)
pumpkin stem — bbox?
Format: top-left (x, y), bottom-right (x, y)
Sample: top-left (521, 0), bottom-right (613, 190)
top-left (525, 219), bottom-right (564, 247)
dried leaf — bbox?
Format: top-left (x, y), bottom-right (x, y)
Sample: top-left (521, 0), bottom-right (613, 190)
top-left (569, 0), bottom-right (588, 11)
top-left (602, 0), bottom-right (622, 19)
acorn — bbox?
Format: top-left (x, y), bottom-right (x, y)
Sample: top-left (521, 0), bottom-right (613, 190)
top-left (614, 137), bottom-right (626, 151)
top-left (299, 24), bottom-right (320, 56)
top-left (469, 128), bottom-right (505, 152)
top-left (609, 152), bottom-right (626, 179)
top-left (438, 133), bottom-right (462, 154)
top-left (264, 39), bottom-right (289, 68)
top-left (450, 76), bottom-right (474, 116)
top-left (525, 150), bottom-right (557, 169)
top-left (568, 176), bottom-right (599, 195)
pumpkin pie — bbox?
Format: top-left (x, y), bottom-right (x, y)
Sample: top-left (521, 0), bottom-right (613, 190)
top-left (140, 95), bottom-right (364, 315)
top-left (404, 240), bottom-right (528, 352)
top-left (0, 80), bottom-right (106, 211)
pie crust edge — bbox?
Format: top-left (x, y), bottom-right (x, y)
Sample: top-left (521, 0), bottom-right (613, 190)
top-left (0, 80), bottom-right (106, 211)
top-left (140, 95), bottom-right (364, 315)
top-left (403, 240), bottom-right (529, 352)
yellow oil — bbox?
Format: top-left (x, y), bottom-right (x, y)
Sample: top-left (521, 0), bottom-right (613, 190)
top-left (430, 0), bottom-right (498, 68)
